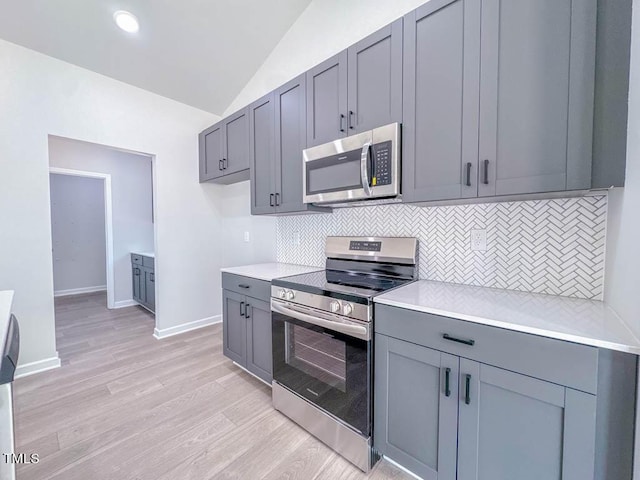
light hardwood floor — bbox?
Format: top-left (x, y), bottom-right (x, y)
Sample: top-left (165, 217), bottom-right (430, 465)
top-left (14, 292), bottom-right (412, 480)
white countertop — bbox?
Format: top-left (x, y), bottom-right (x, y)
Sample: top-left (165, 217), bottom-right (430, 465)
top-left (132, 252), bottom-right (155, 258)
top-left (375, 281), bottom-right (640, 355)
top-left (0, 290), bottom-right (15, 349)
top-left (220, 263), bottom-right (323, 282)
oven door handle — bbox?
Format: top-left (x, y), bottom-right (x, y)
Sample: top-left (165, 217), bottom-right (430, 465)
top-left (271, 300), bottom-right (370, 341)
top-left (360, 142), bottom-right (373, 197)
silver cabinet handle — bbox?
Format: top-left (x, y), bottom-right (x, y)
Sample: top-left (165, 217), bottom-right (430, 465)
top-left (271, 299), bottom-right (369, 341)
top-left (360, 142), bottom-right (373, 197)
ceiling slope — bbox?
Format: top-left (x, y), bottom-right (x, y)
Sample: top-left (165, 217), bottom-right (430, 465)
top-left (0, 0), bottom-right (312, 114)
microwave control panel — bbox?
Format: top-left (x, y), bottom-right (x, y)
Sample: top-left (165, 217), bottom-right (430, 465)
top-left (372, 141), bottom-right (392, 186)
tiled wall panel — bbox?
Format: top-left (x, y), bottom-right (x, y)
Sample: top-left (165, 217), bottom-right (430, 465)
top-left (276, 196), bottom-right (607, 300)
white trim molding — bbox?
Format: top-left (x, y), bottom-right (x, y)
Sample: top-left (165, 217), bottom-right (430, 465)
top-left (15, 355), bottom-right (61, 379)
top-left (112, 299), bottom-right (138, 309)
top-left (153, 315), bottom-right (221, 340)
top-left (54, 285), bottom-right (107, 297)
top-left (49, 167), bottom-right (116, 309)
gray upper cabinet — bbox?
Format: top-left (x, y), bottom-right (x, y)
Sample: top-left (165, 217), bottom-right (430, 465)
top-left (347, 19), bottom-right (403, 134)
top-left (402, 0), bottom-right (481, 202)
top-left (199, 122), bottom-right (224, 182)
top-left (306, 51), bottom-right (348, 147)
top-left (375, 334), bottom-right (458, 480)
top-left (249, 93), bottom-right (276, 215)
top-left (457, 360), bottom-right (596, 480)
top-left (477, 0), bottom-right (596, 196)
top-left (199, 107), bottom-right (250, 184)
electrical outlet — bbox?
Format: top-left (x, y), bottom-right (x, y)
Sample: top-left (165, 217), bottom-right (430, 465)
top-left (470, 229), bottom-right (487, 251)
top-left (293, 231), bottom-right (301, 246)
top-left (243, 231), bottom-right (250, 243)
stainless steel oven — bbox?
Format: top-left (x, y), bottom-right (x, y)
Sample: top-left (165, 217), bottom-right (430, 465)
top-left (270, 236), bottom-right (418, 473)
top-left (271, 299), bottom-right (371, 435)
top-left (302, 123), bottom-right (401, 205)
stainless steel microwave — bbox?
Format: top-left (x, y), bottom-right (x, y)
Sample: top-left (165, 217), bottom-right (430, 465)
top-left (303, 123), bottom-right (400, 205)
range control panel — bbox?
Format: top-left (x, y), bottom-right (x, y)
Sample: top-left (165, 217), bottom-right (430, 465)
top-left (349, 241), bottom-right (382, 252)
top-left (372, 141), bottom-right (392, 186)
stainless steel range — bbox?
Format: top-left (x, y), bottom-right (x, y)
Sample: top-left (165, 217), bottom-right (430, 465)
top-left (271, 236), bottom-right (418, 472)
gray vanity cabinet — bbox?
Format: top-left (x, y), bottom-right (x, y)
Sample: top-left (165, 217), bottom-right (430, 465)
top-left (306, 51), bottom-right (348, 147)
top-left (477, 0), bottom-right (596, 196)
top-left (221, 273), bottom-right (272, 383)
top-left (375, 334), bottom-right (458, 480)
top-left (457, 360), bottom-right (596, 480)
top-left (199, 107), bottom-right (250, 184)
top-left (347, 19), bottom-right (403, 134)
top-left (402, 0), bottom-right (480, 202)
top-left (131, 254), bottom-right (155, 313)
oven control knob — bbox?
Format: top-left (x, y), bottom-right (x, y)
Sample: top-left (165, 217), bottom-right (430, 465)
top-left (278, 289), bottom-right (286, 299)
top-left (343, 303), bottom-right (353, 316)
top-left (330, 301), bottom-right (341, 313)
top-left (285, 290), bottom-right (295, 300)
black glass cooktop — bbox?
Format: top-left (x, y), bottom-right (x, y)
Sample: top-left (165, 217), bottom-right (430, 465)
top-left (273, 269), bottom-right (414, 302)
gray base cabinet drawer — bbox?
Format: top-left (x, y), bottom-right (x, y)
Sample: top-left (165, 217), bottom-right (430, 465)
top-left (131, 254), bottom-right (143, 265)
top-left (222, 288), bottom-right (272, 384)
top-left (375, 304), bottom-right (598, 394)
top-left (222, 273), bottom-right (271, 302)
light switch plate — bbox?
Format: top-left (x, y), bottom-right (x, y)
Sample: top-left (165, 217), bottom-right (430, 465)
top-left (293, 231), bottom-right (301, 246)
top-left (470, 229), bottom-right (487, 251)
top-left (243, 231), bottom-right (250, 243)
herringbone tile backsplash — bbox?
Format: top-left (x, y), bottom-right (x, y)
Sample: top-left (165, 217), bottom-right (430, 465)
top-left (276, 195), bottom-right (608, 300)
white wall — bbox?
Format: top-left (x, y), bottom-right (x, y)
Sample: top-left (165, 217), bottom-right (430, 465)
top-left (224, 0), bottom-right (429, 115)
top-left (50, 174), bottom-right (106, 294)
top-left (49, 137), bottom-right (155, 305)
top-left (0, 38), bottom-right (222, 369)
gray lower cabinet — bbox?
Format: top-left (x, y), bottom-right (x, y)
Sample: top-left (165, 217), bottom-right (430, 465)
top-left (375, 334), bottom-right (458, 479)
top-left (457, 359), bottom-right (596, 480)
top-left (403, 0), bottom-right (599, 203)
top-left (131, 254), bottom-right (155, 313)
top-left (221, 273), bottom-right (272, 383)
top-left (199, 107), bottom-right (250, 184)
top-left (374, 304), bottom-right (637, 480)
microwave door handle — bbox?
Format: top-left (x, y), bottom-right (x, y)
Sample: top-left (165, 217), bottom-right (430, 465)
top-left (360, 142), bottom-right (373, 197)
top-left (271, 300), bottom-right (369, 341)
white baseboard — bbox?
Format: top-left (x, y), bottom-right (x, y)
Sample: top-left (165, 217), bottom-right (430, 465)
top-left (54, 286), bottom-right (106, 297)
top-left (112, 299), bottom-right (138, 309)
top-left (15, 355), bottom-right (61, 379)
top-left (153, 315), bottom-right (221, 339)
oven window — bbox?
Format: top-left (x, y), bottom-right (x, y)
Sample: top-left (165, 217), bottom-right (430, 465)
top-left (306, 149), bottom-right (362, 195)
top-left (285, 323), bottom-right (347, 392)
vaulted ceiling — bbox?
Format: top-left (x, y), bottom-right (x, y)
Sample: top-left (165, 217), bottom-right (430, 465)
top-left (0, 0), bottom-right (312, 114)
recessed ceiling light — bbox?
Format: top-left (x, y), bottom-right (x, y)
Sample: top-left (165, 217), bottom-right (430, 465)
top-left (113, 10), bottom-right (139, 33)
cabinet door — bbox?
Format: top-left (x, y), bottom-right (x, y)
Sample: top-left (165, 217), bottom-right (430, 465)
top-left (223, 107), bottom-right (250, 175)
top-left (249, 93), bottom-right (276, 215)
top-left (478, 0), bottom-right (596, 196)
top-left (199, 122), bottom-right (224, 182)
top-left (402, 0), bottom-right (481, 202)
top-left (306, 51), bottom-right (348, 147)
top-left (132, 265), bottom-right (142, 303)
top-left (274, 75), bottom-right (307, 213)
top-left (374, 334), bottom-right (458, 480)
top-left (222, 290), bottom-right (247, 366)
top-left (347, 19), bottom-right (402, 134)
top-left (245, 298), bottom-right (272, 383)
top-left (144, 267), bottom-right (155, 313)
top-left (457, 360), bottom-right (596, 480)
